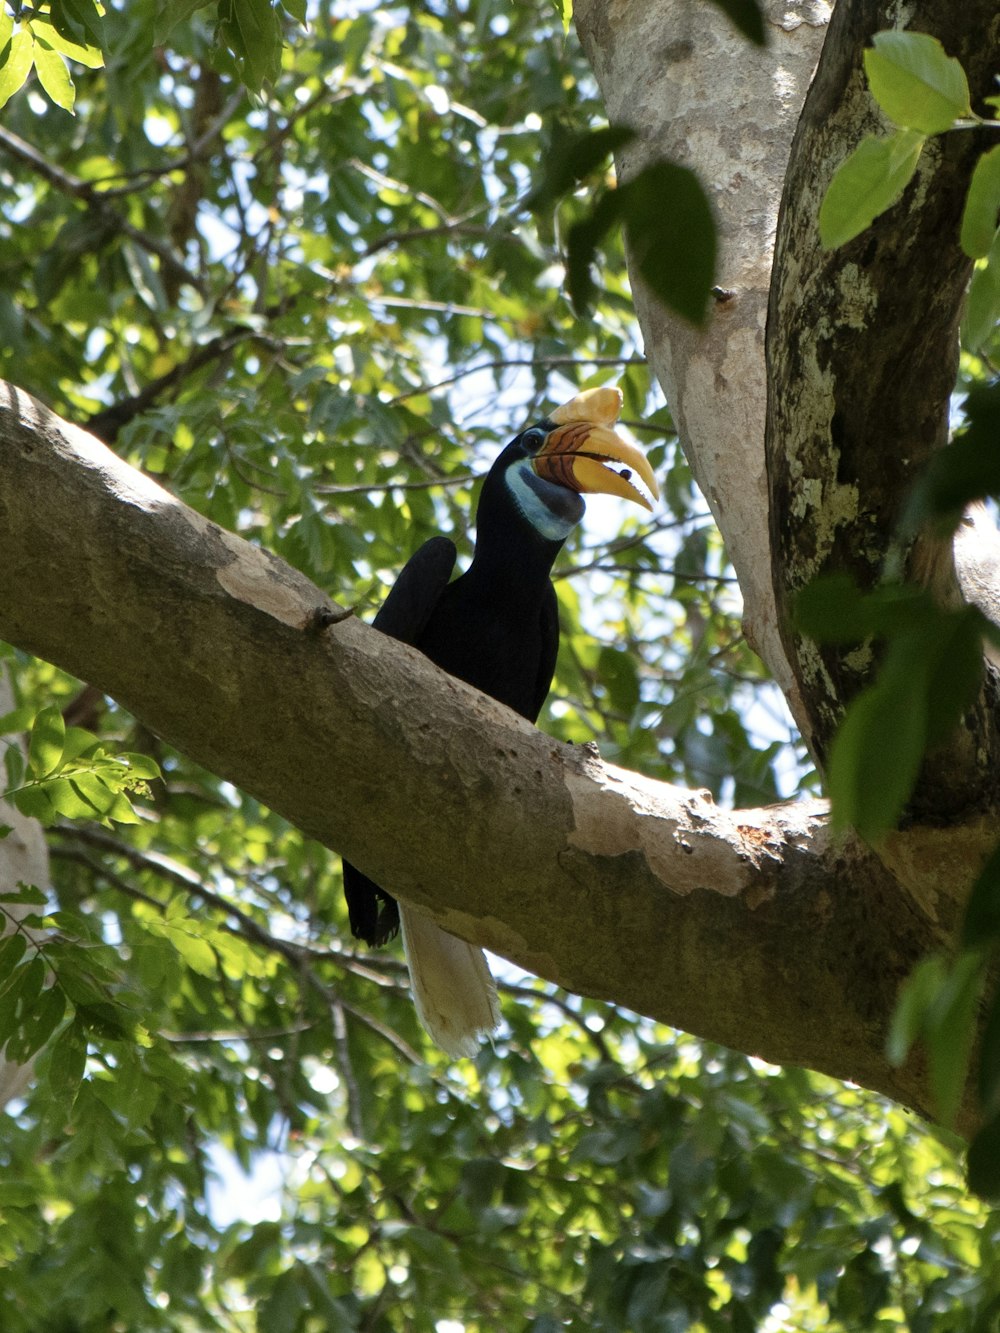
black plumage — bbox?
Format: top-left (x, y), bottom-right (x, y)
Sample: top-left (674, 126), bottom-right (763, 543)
top-left (338, 388), bottom-right (656, 1056)
top-left (342, 429), bottom-right (570, 947)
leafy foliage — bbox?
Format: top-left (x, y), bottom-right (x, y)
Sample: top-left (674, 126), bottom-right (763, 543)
top-left (819, 32), bottom-right (998, 268)
top-left (565, 158), bottom-right (717, 326)
top-left (795, 580), bottom-right (990, 842)
top-left (0, 2), bottom-right (997, 1330)
top-left (1, 704), bottom-right (160, 826)
top-left (808, 33), bottom-right (1000, 1173)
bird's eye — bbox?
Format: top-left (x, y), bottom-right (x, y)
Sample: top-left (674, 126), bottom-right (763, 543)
top-left (521, 426), bottom-right (547, 454)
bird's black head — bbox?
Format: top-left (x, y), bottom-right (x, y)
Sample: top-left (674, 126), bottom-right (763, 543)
top-left (497, 419), bottom-right (586, 542)
top-left (482, 387), bottom-right (659, 546)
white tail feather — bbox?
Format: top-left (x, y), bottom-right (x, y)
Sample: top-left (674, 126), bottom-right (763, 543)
top-left (399, 904), bottom-right (501, 1059)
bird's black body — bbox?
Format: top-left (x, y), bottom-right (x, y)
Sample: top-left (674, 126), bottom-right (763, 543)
top-left (338, 388), bottom-right (656, 1055)
top-left (342, 426), bottom-right (572, 948)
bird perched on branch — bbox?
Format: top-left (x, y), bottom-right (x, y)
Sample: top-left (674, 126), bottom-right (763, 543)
top-left (342, 386), bottom-right (658, 1057)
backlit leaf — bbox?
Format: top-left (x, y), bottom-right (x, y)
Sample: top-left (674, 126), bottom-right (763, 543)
top-left (27, 707), bottom-right (66, 779)
top-left (864, 31), bottom-right (971, 134)
top-left (819, 130), bottom-right (925, 249)
top-left (0, 28), bottom-right (34, 110)
top-left (961, 145), bottom-right (1000, 260)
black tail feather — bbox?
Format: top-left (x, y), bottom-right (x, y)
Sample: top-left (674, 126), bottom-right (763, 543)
top-left (342, 859), bottom-right (400, 947)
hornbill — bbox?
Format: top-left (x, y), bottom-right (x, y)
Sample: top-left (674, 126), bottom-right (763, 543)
top-left (342, 386), bottom-right (658, 1057)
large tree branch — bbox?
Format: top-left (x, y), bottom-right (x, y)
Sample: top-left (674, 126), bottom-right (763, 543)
top-left (0, 381), bottom-right (983, 1129)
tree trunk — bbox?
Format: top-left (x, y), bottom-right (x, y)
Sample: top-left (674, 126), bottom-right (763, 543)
top-left (575, 0), bottom-right (833, 711)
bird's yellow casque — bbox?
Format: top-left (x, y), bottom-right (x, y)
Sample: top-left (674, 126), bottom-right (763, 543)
top-left (533, 386), bottom-right (660, 512)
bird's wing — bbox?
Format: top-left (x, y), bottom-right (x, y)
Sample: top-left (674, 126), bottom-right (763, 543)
top-left (372, 535), bottom-right (457, 641)
top-left (530, 580), bottom-right (561, 722)
top-left (343, 536), bottom-right (457, 946)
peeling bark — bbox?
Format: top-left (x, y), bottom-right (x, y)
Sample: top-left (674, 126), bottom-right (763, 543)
top-left (0, 382), bottom-right (985, 1130)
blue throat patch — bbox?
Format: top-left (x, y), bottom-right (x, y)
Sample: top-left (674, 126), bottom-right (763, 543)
top-left (505, 459), bottom-right (585, 543)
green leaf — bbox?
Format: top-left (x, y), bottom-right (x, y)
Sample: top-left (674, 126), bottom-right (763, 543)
top-left (925, 951), bottom-right (985, 1128)
top-left (622, 160), bottom-right (717, 327)
top-left (963, 238), bottom-right (1000, 353)
top-left (864, 31), bottom-right (972, 134)
top-left (0, 933), bottom-right (29, 984)
top-left (31, 39), bottom-right (75, 113)
top-left (820, 130), bottom-right (925, 250)
top-left (824, 595), bottom-right (984, 840)
top-left (886, 953), bottom-right (946, 1066)
top-left (29, 17), bottom-right (102, 68)
top-left (43, 1019), bottom-right (88, 1104)
top-left (527, 124), bottom-right (636, 213)
top-left (27, 706), bottom-right (66, 778)
top-left (566, 159), bottom-right (715, 324)
top-left (120, 752), bottom-right (162, 781)
top-left (220, 0), bottom-right (283, 92)
top-left (794, 575), bottom-right (869, 643)
top-left (7, 984), bottom-right (66, 1063)
top-left (904, 379), bottom-right (1000, 526)
top-left (977, 979), bottom-right (1000, 1114)
top-left (20, 777), bottom-right (95, 822)
top-left (0, 883), bottom-right (46, 906)
top-left (0, 955), bottom-right (45, 1048)
top-left (827, 669), bottom-right (927, 840)
top-left (922, 608), bottom-right (985, 746)
top-left (0, 27), bottom-right (35, 110)
top-left (705, 0), bottom-right (765, 46)
top-left (2, 742), bottom-right (23, 791)
top-left (153, 0), bottom-right (213, 44)
top-left (68, 771), bottom-right (118, 815)
top-left (598, 646), bottom-right (640, 714)
top-left (50, 0), bottom-right (103, 46)
top-left (0, 706), bottom-right (35, 737)
top-left (0, 1179), bottom-right (43, 1207)
top-left (258, 1268), bottom-right (308, 1333)
top-left (960, 146), bottom-right (1000, 260)
top-left (890, 950), bottom-right (986, 1126)
top-left (163, 924), bottom-right (218, 978)
top-left (566, 189), bottom-right (622, 316)
top-left (962, 844), bottom-right (1000, 948)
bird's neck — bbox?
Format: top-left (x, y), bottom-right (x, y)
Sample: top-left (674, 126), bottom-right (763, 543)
top-left (466, 515), bottom-right (565, 610)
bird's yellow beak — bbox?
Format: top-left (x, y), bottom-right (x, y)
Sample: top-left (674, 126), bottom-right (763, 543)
top-left (533, 387), bottom-right (659, 512)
